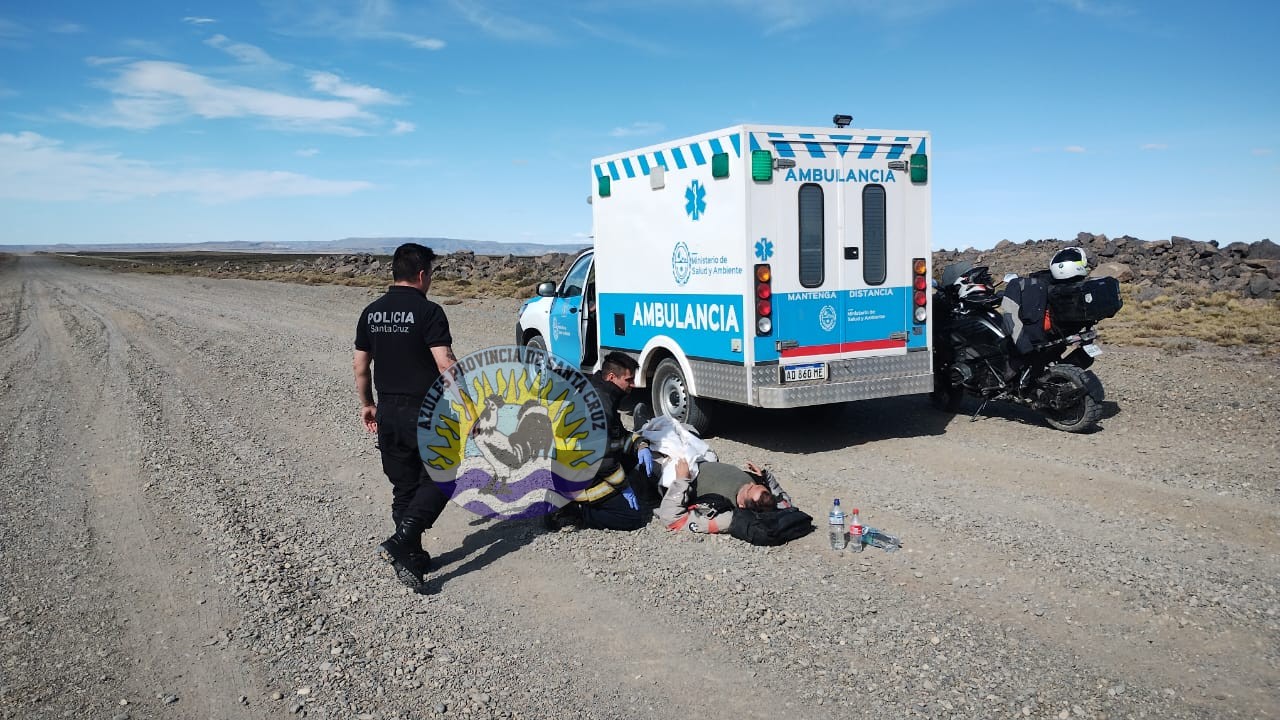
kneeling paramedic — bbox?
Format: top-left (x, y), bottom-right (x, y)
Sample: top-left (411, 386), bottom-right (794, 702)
top-left (545, 352), bottom-right (651, 531)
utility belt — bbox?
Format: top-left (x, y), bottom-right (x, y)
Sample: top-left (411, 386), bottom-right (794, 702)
top-left (571, 467), bottom-right (627, 505)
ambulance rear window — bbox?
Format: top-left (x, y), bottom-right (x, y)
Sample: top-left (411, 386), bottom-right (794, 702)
top-left (798, 183), bottom-right (824, 288)
top-left (862, 184), bottom-right (887, 285)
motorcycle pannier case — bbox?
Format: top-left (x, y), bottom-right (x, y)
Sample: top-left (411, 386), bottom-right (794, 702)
top-left (1047, 277), bottom-right (1123, 324)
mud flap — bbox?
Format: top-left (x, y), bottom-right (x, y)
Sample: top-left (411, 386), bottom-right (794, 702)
top-left (1080, 369), bottom-right (1105, 403)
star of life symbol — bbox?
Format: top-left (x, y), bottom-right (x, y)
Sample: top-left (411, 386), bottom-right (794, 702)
top-left (684, 180), bottom-right (706, 221)
top-left (754, 237), bottom-right (774, 262)
top-left (418, 345), bottom-right (606, 519)
top-left (819, 304), bottom-right (837, 332)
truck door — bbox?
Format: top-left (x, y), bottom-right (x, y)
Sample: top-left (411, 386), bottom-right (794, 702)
top-left (755, 133), bottom-right (911, 368)
top-left (838, 138), bottom-right (910, 352)
top-left (547, 252), bottom-right (593, 366)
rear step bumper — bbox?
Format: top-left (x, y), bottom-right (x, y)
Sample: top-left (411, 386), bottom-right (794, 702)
top-left (754, 352), bottom-right (933, 408)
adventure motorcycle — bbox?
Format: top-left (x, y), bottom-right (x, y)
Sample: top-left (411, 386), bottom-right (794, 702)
top-left (930, 249), bottom-right (1122, 433)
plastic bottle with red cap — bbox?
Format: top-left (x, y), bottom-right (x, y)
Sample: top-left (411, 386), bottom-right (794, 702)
top-left (848, 507), bottom-right (864, 553)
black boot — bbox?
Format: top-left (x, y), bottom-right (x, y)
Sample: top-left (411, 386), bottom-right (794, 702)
top-left (378, 517), bottom-right (429, 591)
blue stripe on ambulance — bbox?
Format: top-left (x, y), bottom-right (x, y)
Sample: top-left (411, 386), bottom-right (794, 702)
top-left (888, 137), bottom-right (909, 159)
top-left (689, 143), bottom-right (706, 165)
top-left (709, 138), bottom-right (724, 156)
top-left (622, 158), bottom-right (636, 178)
top-left (798, 133), bottom-right (825, 158)
top-left (754, 287), bottom-right (912, 362)
top-left (672, 148), bottom-right (688, 169)
top-left (637, 155), bottom-right (650, 175)
top-left (729, 134), bottom-right (741, 156)
top-left (608, 161), bottom-right (620, 181)
top-left (858, 136), bottom-right (881, 159)
top-left (599, 293), bottom-right (744, 363)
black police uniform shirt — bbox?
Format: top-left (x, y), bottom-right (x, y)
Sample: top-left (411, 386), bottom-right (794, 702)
top-left (354, 285), bottom-right (453, 400)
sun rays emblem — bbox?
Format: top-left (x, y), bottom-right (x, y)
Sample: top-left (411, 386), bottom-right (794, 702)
top-left (418, 345), bottom-right (606, 519)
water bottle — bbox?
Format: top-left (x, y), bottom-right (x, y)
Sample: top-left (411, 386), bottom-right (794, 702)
top-left (848, 508), bottom-right (864, 553)
top-left (828, 499), bottom-right (846, 551)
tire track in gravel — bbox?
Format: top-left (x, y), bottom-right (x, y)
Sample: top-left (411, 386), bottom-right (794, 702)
top-left (43, 256), bottom-right (827, 718)
top-left (20, 262), bottom-right (272, 719)
top-left (13, 257), bottom-right (1272, 720)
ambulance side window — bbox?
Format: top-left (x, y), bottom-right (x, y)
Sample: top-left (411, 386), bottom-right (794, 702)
top-left (798, 183), bottom-right (824, 288)
top-left (862, 185), bottom-right (887, 285)
top-left (560, 255), bottom-right (592, 297)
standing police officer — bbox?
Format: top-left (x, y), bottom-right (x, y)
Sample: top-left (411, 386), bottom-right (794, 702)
top-left (353, 243), bottom-right (458, 591)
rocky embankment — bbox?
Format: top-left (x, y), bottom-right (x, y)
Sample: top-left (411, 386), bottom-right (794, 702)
top-left (936, 234), bottom-right (1279, 300)
top-left (155, 233), bottom-right (1280, 300)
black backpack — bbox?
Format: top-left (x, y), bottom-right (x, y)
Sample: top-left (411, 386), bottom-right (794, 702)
top-left (729, 507), bottom-right (815, 546)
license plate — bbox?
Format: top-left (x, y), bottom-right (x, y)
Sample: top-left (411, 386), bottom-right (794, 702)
top-left (782, 362), bottom-right (827, 383)
top-left (1082, 343), bottom-right (1103, 357)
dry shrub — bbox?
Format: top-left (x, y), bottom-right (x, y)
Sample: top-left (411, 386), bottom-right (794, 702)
top-left (1103, 286), bottom-right (1279, 354)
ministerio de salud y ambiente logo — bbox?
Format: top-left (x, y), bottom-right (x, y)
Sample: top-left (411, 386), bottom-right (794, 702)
top-left (417, 345), bottom-right (607, 520)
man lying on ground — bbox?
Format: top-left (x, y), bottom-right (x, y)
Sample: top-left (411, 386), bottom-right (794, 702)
top-left (655, 458), bottom-right (793, 534)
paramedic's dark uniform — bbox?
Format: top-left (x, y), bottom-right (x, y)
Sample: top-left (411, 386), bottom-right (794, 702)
top-left (354, 286), bottom-right (452, 527)
top-left (576, 371), bottom-right (649, 531)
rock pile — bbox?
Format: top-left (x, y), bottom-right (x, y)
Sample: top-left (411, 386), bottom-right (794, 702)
top-left (201, 233), bottom-right (1278, 300)
top-left (936, 233), bottom-right (1279, 299)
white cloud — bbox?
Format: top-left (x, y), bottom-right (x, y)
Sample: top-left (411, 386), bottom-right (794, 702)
top-left (268, 1), bottom-right (444, 50)
top-left (610, 121), bottom-right (664, 138)
top-left (86, 56), bottom-right (131, 66)
top-left (1064, 145), bottom-right (1087, 153)
top-left (183, 16), bottom-right (217, 25)
top-left (448, 0), bottom-right (556, 42)
top-left (206, 34), bottom-right (290, 69)
top-left (570, 18), bottom-right (668, 54)
top-left (50, 22), bottom-right (86, 34)
top-left (1251, 148), bottom-right (1273, 157)
top-left (391, 120), bottom-right (416, 135)
top-left (1140, 143), bottom-right (1168, 151)
top-left (0, 132), bottom-right (371, 202)
top-left (308, 71), bottom-right (399, 105)
top-left (74, 61), bottom-right (369, 131)
top-left (296, 148), bottom-right (320, 157)
top-left (1046, 0), bottom-right (1136, 18)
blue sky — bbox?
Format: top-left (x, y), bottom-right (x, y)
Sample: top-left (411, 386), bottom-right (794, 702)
top-left (1, 0), bottom-right (1276, 250)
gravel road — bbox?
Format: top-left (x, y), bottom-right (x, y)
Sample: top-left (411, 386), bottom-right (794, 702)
top-left (1, 256), bottom-right (1276, 720)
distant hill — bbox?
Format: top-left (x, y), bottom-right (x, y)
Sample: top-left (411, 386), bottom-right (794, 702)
top-left (3, 237), bottom-right (590, 256)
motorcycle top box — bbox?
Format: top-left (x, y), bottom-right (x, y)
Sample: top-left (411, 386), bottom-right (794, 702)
top-left (1047, 277), bottom-right (1123, 326)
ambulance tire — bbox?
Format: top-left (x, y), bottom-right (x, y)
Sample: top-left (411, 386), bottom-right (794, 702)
top-left (523, 333), bottom-right (547, 354)
top-left (651, 358), bottom-right (713, 436)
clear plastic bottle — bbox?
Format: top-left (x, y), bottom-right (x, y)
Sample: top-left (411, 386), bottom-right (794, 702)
top-left (848, 508), bottom-right (864, 553)
top-left (828, 499), bottom-right (846, 552)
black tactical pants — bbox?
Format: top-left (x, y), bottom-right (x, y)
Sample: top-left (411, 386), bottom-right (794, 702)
top-left (376, 395), bottom-right (449, 527)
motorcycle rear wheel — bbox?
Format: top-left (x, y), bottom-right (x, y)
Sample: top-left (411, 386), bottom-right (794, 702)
top-left (1039, 365), bottom-right (1102, 433)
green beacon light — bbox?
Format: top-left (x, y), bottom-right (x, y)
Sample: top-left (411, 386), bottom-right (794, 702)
top-left (711, 152), bottom-right (730, 178)
top-left (598, 174), bottom-right (611, 197)
top-left (751, 150), bottom-right (773, 182)
top-left (909, 153), bottom-right (928, 183)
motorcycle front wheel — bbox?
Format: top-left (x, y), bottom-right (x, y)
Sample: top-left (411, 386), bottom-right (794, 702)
top-left (1038, 365), bottom-right (1102, 433)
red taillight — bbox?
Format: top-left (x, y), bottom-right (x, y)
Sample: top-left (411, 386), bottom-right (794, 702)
top-left (754, 263), bottom-right (772, 336)
top-left (912, 257), bottom-right (928, 324)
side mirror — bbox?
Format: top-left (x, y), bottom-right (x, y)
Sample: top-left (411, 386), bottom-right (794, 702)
top-left (536, 281), bottom-right (557, 297)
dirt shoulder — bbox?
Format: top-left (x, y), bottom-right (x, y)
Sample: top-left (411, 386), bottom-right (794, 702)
top-left (1, 256), bottom-right (1276, 720)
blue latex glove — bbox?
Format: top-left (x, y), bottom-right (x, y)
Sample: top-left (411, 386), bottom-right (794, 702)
top-left (636, 447), bottom-right (654, 475)
top-left (621, 487), bottom-right (639, 511)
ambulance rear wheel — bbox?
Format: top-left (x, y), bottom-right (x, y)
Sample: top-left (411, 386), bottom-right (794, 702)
top-left (651, 358), bottom-right (713, 435)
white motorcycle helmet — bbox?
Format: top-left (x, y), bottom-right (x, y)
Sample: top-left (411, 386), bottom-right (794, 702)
top-left (1049, 247), bottom-right (1089, 281)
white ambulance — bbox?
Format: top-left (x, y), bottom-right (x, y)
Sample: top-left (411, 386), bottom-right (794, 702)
top-left (516, 118), bottom-right (934, 434)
